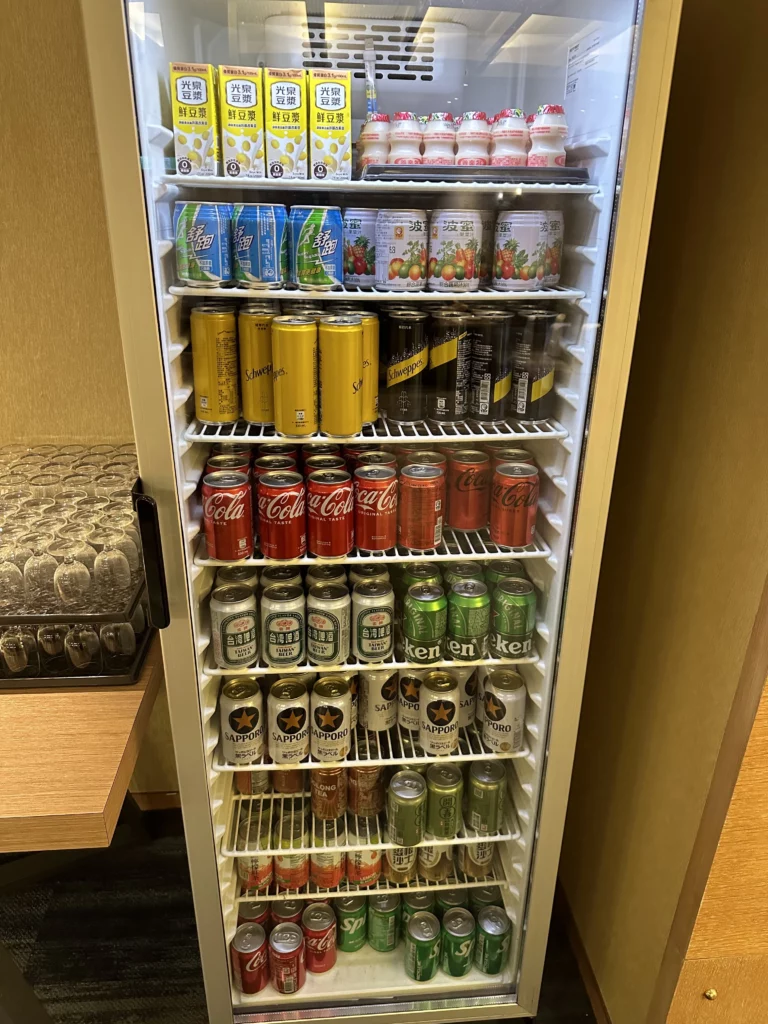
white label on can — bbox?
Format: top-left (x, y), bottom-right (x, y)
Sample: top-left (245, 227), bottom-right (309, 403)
top-left (428, 210), bottom-right (484, 292)
top-left (419, 694), bottom-right (460, 755)
top-left (359, 670), bottom-right (397, 730)
top-left (269, 699), bottom-right (310, 764)
top-left (374, 211), bottom-right (428, 291)
top-left (354, 606), bottom-right (394, 662)
top-left (212, 609), bottom-right (258, 668)
top-left (307, 608), bottom-right (349, 665)
top-left (418, 842), bottom-right (442, 868)
top-left (387, 846), bottom-right (417, 872)
top-left (311, 698), bottom-right (351, 761)
top-left (482, 683), bottom-right (526, 752)
top-left (492, 213), bottom-right (548, 291)
top-left (397, 674), bottom-right (421, 732)
top-left (264, 611), bottom-right (304, 666)
top-left (221, 695), bottom-right (265, 764)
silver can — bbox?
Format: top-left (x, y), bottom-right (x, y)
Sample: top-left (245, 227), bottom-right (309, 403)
top-left (260, 565), bottom-right (302, 592)
top-left (305, 564), bottom-right (348, 591)
top-left (348, 564), bottom-right (390, 588)
top-left (323, 670), bottom-right (359, 730)
top-left (452, 667), bottom-right (477, 729)
top-left (419, 670), bottom-right (460, 756)
top-left (306, 584), bottom-right (350, 666)
top-left (352, 580), bottom-right (395, 663)
top-left (268, 679), bottom-right (310, 764)
top-left (374, 209), bottom-right (428, 292)
top-left (210, 584), bottom-right (258, 669)
top-left (482, 669), bottom-right (526, 753)
top-left (310, 677), bottom-right (352, 761)
top-left (261, 584), bottom-right (305, 668)
top-left (427, 209), bottom-right (484, 293)
top-left (397, 669), bottom-right (425, 733)
top-left (359, 668), bottom-right (398, 731)
top-left (475, 666), bottom-right (490, 725)
top-left (215, 565), bottom-right (260, 591)
top-left (219, 678), bottom-right (265, 764)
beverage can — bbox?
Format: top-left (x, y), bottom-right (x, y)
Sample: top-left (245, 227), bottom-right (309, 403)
top-left (489, 465), bottom-right (539, 549)
top-left (219, 65), bottom-right (265, 178)
top-left (289, 206), bottom-right (344, 290)
top-left (544, 210), bottom-right (563, 286)
top-left (237, 813), bottom-right (273, 891)
top-left (454, 668), bottom-right (478, 728)
top-left (307, 470), bottom-right (354, 559)
top-left (418, 836), bottom-right (454, 881)
top-left (239, 308), bottom-right (275, 426)
top-left (269, 922), bottom-right (307, 994)
top-left (467, 760), bottom-right (506, 834)
top-left (402, 583), bottom-right (447, 666)
top-left (482, 669), bottom-right (526, 752)
top-left (446, 450), bottom-right (491, 532)
top-left (343, 209), bottom-right (378, 287)
top-left (351, 581), bottom-right (395, 663)
top-left (305, 564), bottom-right (347, 590)
top-left (335, 896), bottom-right (367, 951)
top-left (345, 817), bottom-right (382, 886)
top-left (311, 766), bottom-right (347, 820)
top-left (493, 211), bottom-right (548, 290)
top-left (354, 467), bottom-right (398, 553)
top-left (511, 311), bottom-right (557, 422)
top-left (231, 923), bottom-right (269, 994)
top-left (301, 903), bottom-right (337, 973)
top-left (404, 912), bottom-right (441, 981)
top-left (383, 840), bottom-right (418, 884)
top-left (348, 564), bottom-right (391, 587)
top-left (384, 310), bottom-right (428, 424)
top-left (426, 311), bottom-right (472, 423)
top-left (397, 670), bottom-right (423, 733)
top-left (260, 565), bottom-right (302, 591)
top-left (267, 678), bottom-right (309, 764)
top-left (202, 471), bottom-right (253, 561)
top-left (237, 901), bottom-right (270, 928)
top-left (368, 894), bottom-right (401, 952)
top-left (401, 892), bottom-right (435, 939)
top-left (447, 580), bottom-right (490, 661)
top-left (358, 311), bottom-right (380, 424)
top-left (428, 210), bottom-right (483, 292)
top-left (348, 767), bottom-right (385, 816)
top-left (358, 669), bottom-right (398, 731)
top-left (273, 812), bottom-right (310, 889)
top-left (474, 906), bottom-right (511, 976)
top-left (303, 455), bottom-right (346, 477)
top-left (190, 305), bottom-right (239, 423)
top-left (318, 316), bottom-right (363, 438)
top-left (307, 586), bottom-right (351, 667)
top-left (232, 204), bottom-right (288, 288)
top-left (441, 908), bottom-right (476, 978)
top-left (308, 69), bottom-right (352, 181)
top-left (261, 586), bottom-right (306, 670)
top-left (419, 671), bottom-right (460, 756)
top-left (387, 770), bottom-right (427, 847)
top-left (469, 311), bottom-right (514, 425)
top-left (207, 453), bottom-right (250, 478)
top-left (375, 209), bottom-right (428, 291)
top-left (469, 886), bottom-right (504, 914)
top-left (458, 840), bottom-right (495, 879)
top-left (257, 471), bottom-right (306, 561)
top-left (170, 63), bottom-right (220, 176)
top-left (219, 678), bottom-right (264, 763)
top-left (270, 316), bottom-right (318, 437)
top-left (398, 465), bottom-right (445, 552)
top-left (175, 203), bottom-right (232, 287)
top-left (310, 677), bottom-right (352, 760)
top-left (263, 68), bottom-right (307, 180)
top-left (426, 763), bottom-right (463, 839)
top-left (272, 900), bottom-right (304, 926)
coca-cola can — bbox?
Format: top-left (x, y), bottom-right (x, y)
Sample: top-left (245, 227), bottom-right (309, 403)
top-left (237, 901), bottom-right (270, 928)
top-left (213, 442), bottom-right (252, 458)
top-left (303, 455), bottom-right (346, 477)
top-left (307, 470), bottom-right (354, 559)
top-left (202, 471), bottom-right (254, 561)
top-left (357, 450), bottom-right (398, 470)
top-left (258, 442), bottom-right (298, 461)
top-left (398, 465), bottom-right (445, 552)
top-left (302, 443), bottom-right (341, 460)
top-left (301, 903), bottom-right (337, 974)
top-left (231, 922), bottom-right (269, 994)
top-left (488, 446), bottom-right (535, 469)
top-left (258, 471), bottom-right (306, 560)
top-left (405, 450), bottom-right (447, 471)
top-left (272, 900), bottom-right (304, 926)
top-left (269, 922), bottom-right (306, 994)
top-left (354, 466), bottom-right (398, 553)
top-left (207, 452), bottom-right (251, 476)
top-left (447, 450), bottom-right (492, 533)
top-left (490, 463), bottom-right (540, 548)
top-left (343, 443), bottom-right (381, 473)
top-left (253, 455), bottom-right (297, 477)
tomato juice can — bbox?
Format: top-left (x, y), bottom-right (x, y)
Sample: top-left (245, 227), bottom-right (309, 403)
top-left (307, 470), bottom-right (354, 559)
top-left (269, 922), bottom-right (306, 993)
top-left (175, 202), bottom-right (232, 287)
top-left (231, 922), bottom-right (269, 994)
top-left (374, 209), bottom-right (428, 291)
top-left (273, 812), bottom-right (310, 890)
top-left (257, 470), bottom-right (306, 560)
top-left (489, 464), bottom-right (539, 548)
top-left (289, 206), bottom-right (344, 290)
top-left (239, 307), bottom-right (275, 425)
top-left (398, 465), bottom-right (445, 552)
top-left (237, 814), bottom-right (273, 892)
top-left (318, 315), bottom-right (364, 439)
top-left (384, 310), bottom-right (428, 424)
top-left (346, 817), bottom-right (382, 886)
top-left (343, 208), bottom-right (378, 288)
top-left (354, 466), bottom-right (398, 553)
top-left (426, 311), bottom-right (472, 423)
top-left (427, 210), bottom-right (483, 293)
top-left (232, 203), bottom-right (288, 289)
top-left (271, 316), bottom-right (318, 438)
top-left (302, 903), bottom-right (337, 973)
top-left (191, 305), bottom-right (239, 424)
top-left (202, 471), bottom-right (253, 560)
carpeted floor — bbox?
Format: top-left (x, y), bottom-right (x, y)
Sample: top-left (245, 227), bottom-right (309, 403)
top-left (0, 810), bottom-right (593, 1024)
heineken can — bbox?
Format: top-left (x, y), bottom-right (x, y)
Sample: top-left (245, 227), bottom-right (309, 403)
top-left (267, 679), bottom-right (310, 764)
top-left (219, 678), bottom-right (265, 764)
top-left (452, 668), bottom-right (478, 728)
top-left (387, 770), bottom-right (427, 846)
top-left (401, 891), bottom-right (436, 939)
top-left (307, 584), bottom-right (351, 666)
top-left (446, 580), bottom-right (490, 661)
top-left (402, 583), bottom-right (447, 665)
top-left (483, 559), bottom-right (526, 599)
top-left (405, 912), bottom-right (441, 982)
top-left (288, 206), bottom-right (343, 290)
top-left (469, 886), bottom-right (504, 914)
top-left (441, 908), bottom-right (476, 977)
top-left (348, 564), bottom-right (390, 588)
top-left (382, 834), bottom-right (417, 884)
top-left (474, 906), bottom-right (511, 976)
top-left (261, 585), bottom-right (305, 668)
top-left (352, 581), bottom-right (395, 663)
top-left (368, 893), bottom-right (401, 952)
top-left (490, 578), bottom-right (536, 659)
top-left (335, 895), bottom-right (367, 952)
top-left (426, 763), bottom-right (463, 839)
top-left (482, 669), bottom-right (526, 753)
top-left (442, 562), bottom-right (484, 589)
top-left (210, 585), bottom-right (259, 669)
top-left (216, 565), bottom-right (260, 591)
top-left (359, 669), bottom-right (398, 731)
top-left (397, 670), bottom-right (424, 732)
top-left (310, 678), bottom-right (352, 761)
top-left (419, 671), bottom-right (460, 756)
top-left (467, 760), bottom-right (506, 834)
top-left (305, 564), bottom-right (348, 591)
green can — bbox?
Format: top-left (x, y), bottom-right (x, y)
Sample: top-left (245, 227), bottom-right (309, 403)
top-left (289, 206), bottom-right (343, 290)
top-left (474, 906), bottom-right (511, 976)
top-left (401, 563), bottom-right (442, 592)
top-left (404, 911), bottom-right (441, 981)
top-left (387, 769), bottom-right (427, 846)
top-left (401, 891), bottom-right (436, 939)
top-left (368, 893), bottom-right (401, 952)
top-left (490, 579), bottom-right (536, 658)
top-left (446, 580), bottom-right (491, 661)
top-left (335, 895), bottom-right (368, 952)
top-left (442, 562), bottom-right (484, 589)
top-left (469, 885), bottom-right (504, 915)
top-left (483, 559), bottom-right (526, 599)
top-left (467, 760), bottom-right (506, 834)
top-left (436, 888), bottom-right (470, 919)
top-left (441, 907), bottom-right (476, 977)
top-left (426, 763), bottom-right (463, 839)
top-left (402, 583), bottom-right (447, 665)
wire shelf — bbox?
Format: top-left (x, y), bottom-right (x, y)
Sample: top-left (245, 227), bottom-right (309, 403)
top-left (170, 283), bottom-right (585, 302)
top-left (160, 173), bottom-right (598, 195)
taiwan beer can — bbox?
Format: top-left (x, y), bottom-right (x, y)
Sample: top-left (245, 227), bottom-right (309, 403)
top-left (354, 466), bottom-right (398, 553)
top-left (216, 565), bottom-right (259, 592)
top-left (257, 471), bottom-right (307, 560)
top-left (368, 894), bottom-right (401, 952)
top-left (467, 760), bottom-right (506, 834)
top-left (175, 202), bottom-right (232, 287)
top-left (335, 896), bottom-right (367, 952)
top-left (268, 679), bottom-right (310, 763)
top-left (289, 206), bottom-right (344, 290)
top-left (510, 310), bottom-right (557, 422)
top-left (447, 450), bottom-right (491, 532)
top-left (398, 465), bottom-right (445, 552)
top-left (447, 580), bottom-right (490, 661)
top-left (269, 922), bottom-right (306, 994)
top-left (352, 581), bottom-right (395, 663)
top-left (402, 583), bottom-right (447, 665)
top-left (271, 316), bottom-right (318, 437)
top-left (307, 470), bottom-right (354, 559)
top-left (190, 304), bottom-right (239, 424)
top-left (358, 669), bottom-right (398, 730)
top-left (261, 565), bottom-right (302, 591)
top-left (469, 311), bottom-right (514, 424)
top-left (419, 671), bottom-right (460, 755)
top-left (385, 310), bottom-right (428, 424)
top-left (220, 678), bottom-right (265, 763)
top-left (231, 923), bottom-right (269, 994)
top-left (397, 670), bottom-right (424, 733)
top-left (358, 311), bottom-right (380, 424)
top-left (387, 770), bottom-right (427, 847)
top-left (261, 585), bottom-right (305, 669)
top-left (203, 471), bottom-right (254, 561)
top-left (312, 766), bottom-right (348, 819)
top-left (482, 669), bottom-right (526, 753)
top-left (307, 585), bottom-right (351, 667)
top-left (349, 565), bottom-right (391, 588)
top-left (441, 908), bottom-right (476, 978)
top-left (232, 203), bottom-right (288, 289)
top-left (301, 904), bottom-right (337, 973)
top-left (239, 307), bottom-right (275, 425)
top-left (490, 578), bottom-right (536, 658)
top-left (426, 311), bottom-right (472, 424)
top-left (489, 464), bottom-right (539, 548)
top-left (305, 564), bottom-right (347, 591)
top-left (318, 315), bottom-right (364, 439)
top-left (474, 906), bottom-right (511, 976)
top-left (210, 585), bottom-right (259, 669)
top-left (310, 677), bottom-right (352, 761)
top-left (405, 912), bottom-right (441, 982)
top-left (426, 763), bottom-right (463, 839)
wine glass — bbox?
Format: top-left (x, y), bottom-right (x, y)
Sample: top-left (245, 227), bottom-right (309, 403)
top-left (93, 530), bottom-right (132, 609)
top-left (0, 497), bottom-right (20, 521)
top-left (0, 545), bottom-right (24, 612)
top-left (0, 473), bottom-right (31, 495)
top-left (101, 622), bottom-right (137, 673)
top-left (31, 444), bottom-right (58, 458)
top-left (93, 525), bottom-right (139, 573)
top-left (20, 496), bottom-right (55, 518)
top-left (0, 626), bottom-right (39, 678)
top-left (64, 625), bottom-right (102, 675)
top-left (0, 526), bottom-right (32, 570)
top-left (101, 511), bottom-right (141, 553)
top-left (62, 473), bottom-right (94, 493)
top-left (59, 444), bottom-right (87, 458)
top-left (0, 444), bottom-right (28, 458)
top-left (116, 444), bottom-right (137, 456)
top-left (76, 495), bottom-right (110, 517)
top-left (37, 624), bottom-right (69, 675)
top-left (2, 487), bottom-right (33, 505)
top-left (89, 444), bottom-right (117, 457)
top-left (33, 516), bottom-right (69, 538)
top-left (76, 454), bottom-right (109, 473)
top-left (22, 531), bottom-right (57, 609)
top-left (94, 473), bottom-right (126, 498)
top-left (53, 544), bottom-right (92, 609)
top-left (57, 525), bottom-right (98, 571)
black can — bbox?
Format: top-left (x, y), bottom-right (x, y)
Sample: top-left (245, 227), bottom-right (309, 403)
top-left (510, 311), bottom-right (558, 422)
top-left (426, 311), bottom-right (472, 424)
top-left (385, 310), bottom-right (429, 425)
top-left (469, 311), bottom-right (515, 424)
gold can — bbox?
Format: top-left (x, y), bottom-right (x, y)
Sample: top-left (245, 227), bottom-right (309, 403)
top-left (318, 315), bottom-right (363, 439)
top-left (239, 308), bottom-right (275, 425)
top-left (356, 310), bottom-right (380, 425)
top-left (191, 305), bottom-right (239, 423)
top-left (271, 315), bottom-right (318, 437)
top-left (418, 837), bottom-right (454, 881)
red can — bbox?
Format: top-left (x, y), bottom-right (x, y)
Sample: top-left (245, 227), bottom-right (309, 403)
top-left (231, 923), bottom-right (269, 994)
top-left (303, 455), bottom-right (346, 477)
top-left (447, 450), bottom-right (492, 533)
top-left (202, 471), bottom-right (253, 560)
top-left (206, 452), bottom-right (251, 476)
top-left (357, 450), bottom-right (398, 470)
top-left (398, 465), bottom-right (445, 551)
top-left (490, 447), bottom-right (535, 470)
top-left (269, 922), bottom-right (306, 994)
top-left (490, 463), bottom-right (540, 548)
top-left (258, 442), bottom-right (298, 461)
top-left (253, 455), bottom-right (296, 477)
top-left (307, 470), bottom-right (354, 559)
top-left (258, 471), bottom-right (306, 560)
top-left (354, 466), bottom-right (398, 552)
top-left (301, 904), bottom-right (337, 974)
top-left (237, 900), bottom-right (271, 929)
top-left (405, 450), bottom-right (447, 471)
top-left (302, 443), bottom-right (341, 460)
top-left (272, 900), bottom-right (304, 927)
top-left (343, 443), bottom-right (381, 473)
top-left (213, 442), bottom-right (252, 458)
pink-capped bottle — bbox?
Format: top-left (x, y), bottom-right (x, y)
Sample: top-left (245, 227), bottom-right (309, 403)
top-left (422, 112), bottom-right (456, 165)
top-left (388, 112), bottom-right (423, 165)
top-left (455, 111), bottom-right (490, 166)
top-left (491, 108), bottom-right (529, 167)
top-left (358, 113), bottom-right (391, 169)
top-left (528, 104), bottom-right (568, 167)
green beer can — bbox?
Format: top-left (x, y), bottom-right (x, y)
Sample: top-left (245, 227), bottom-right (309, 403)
top-left (387, 769), bottom-right (427, 846)
top-left (400, 563), bottom-right (442, 594)
top-left (368, 893), bottom-right (401, 952)
top-left (446, 580), bottom-right (491, 661)
top-left (402, 583), bottom-right (447, 665)
top-left (467, 760), bottom-right (506, 834)
top-left (483, 559), bottom-right (527, 599)
top-left (436, 888), bottom-right (470, 919)
top-left (401, 891), bottom-right (435, 939)
top-left (490, 578), bottom-right (536, 658)
top-left (441, 907), bottom-right (476, 977)
top-left (469, 885), bottom-right (504, 914)
top-left (442, 562), bottom-right (484, 589)
top-left (426, 763), bottom-right (463, 839)
top-left (335, 895), bottom-right (368, 952)
top-left (474, 906), bottom-right (511, 976)
top-left (405, 911), bottom-right (441, 981)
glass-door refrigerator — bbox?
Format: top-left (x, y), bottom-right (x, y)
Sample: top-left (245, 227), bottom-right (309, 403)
top-left (80, 1), bottom-right (681, 1021)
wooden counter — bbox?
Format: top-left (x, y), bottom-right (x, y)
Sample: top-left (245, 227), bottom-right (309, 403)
top-left (0, 639), bottom-right (163, 852)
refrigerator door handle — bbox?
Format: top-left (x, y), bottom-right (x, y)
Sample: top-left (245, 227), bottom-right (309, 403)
top-left (133, 489), bottom-right (171, 629)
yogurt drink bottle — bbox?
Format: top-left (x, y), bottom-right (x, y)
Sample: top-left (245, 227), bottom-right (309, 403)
top-left (422, 112), bottom-right (456, 165)
top-left (528, 104), bottom-right (568, 167)
top-left (491, 109), bottom-right (529, 166)
top-left (388, 112), bottom-right (423, 164)
top-left (455, 112), bottom-right (491, 166)
top-left (359, 113), bottom-right (390, 169)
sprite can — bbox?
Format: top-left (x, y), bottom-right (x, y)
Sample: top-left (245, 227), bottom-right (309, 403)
top-left (405, 911), bottom-right (441, 981)
top-left (442, 562), bottom-right (484, 589)
top-left (490, 578), bottom-right (537, 659)
top-left (436, 889), bottom-right (470, 919)
top-left (402, 583), bottom-right (447, 665)
top-left (174, 202), bottom-right (232, 286)
top-left (368, 893), bottom-right (401, 952)
top-left (335, 895), bottom-right (367, 952)
top-left (288, 206), bottom-right (343, 290)
top-left (484, 559), bottom-right (526, 598)
top-left (446, 580), bottom-right (490, 661)
top-left (469, 886), bottom-right (504, 914)
top-left (401, 891), bottom-right (435, 939)
top-left (441, 907), bottom-right (476, 977)
top-left (426, 763), bottom-right (463, 839)
top-left (474, 906), bottom-right (511, 976)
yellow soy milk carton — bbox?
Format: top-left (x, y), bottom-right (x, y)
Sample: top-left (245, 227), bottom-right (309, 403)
top-left (263, 68), bottom-right (308, 180)
top-left (308, 69), bottom-right (352, 181)
top-left (170, 63), bottom-right (220, 176)
top-left (218, 66), bottom-right (265, 179)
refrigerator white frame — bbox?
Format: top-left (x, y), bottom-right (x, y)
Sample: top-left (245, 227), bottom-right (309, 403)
top-left (79, 1), bottom-right (682, 1020)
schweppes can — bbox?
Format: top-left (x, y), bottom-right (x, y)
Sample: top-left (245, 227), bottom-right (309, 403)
top-left (468, 310), bottom-right (515, 425)
top-left (190, 304), bottom-right (239, 424)
top-left (271, 315), bottom-right (318, 437)
top-left (318, 315), bottom-right (363, 439)
top-left (385, 310), bottom-right (428, 425)
top-left (239, 306), bottom-right (275, 425)
top-left (426, 310), bottom-right (471, 425)
top-left (356, 310), bottom-right (380, 425)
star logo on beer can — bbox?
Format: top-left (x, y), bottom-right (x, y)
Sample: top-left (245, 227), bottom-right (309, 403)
top-left (399, 677), bottom-right (420, 704)
top-left (278, 706), bottom-right (307, 733)
top-left (229, 706), bottom-right (260, 733)
top-left (313, 705), bottom-right (342, 733)
top-left (382, 677), bottom-right (398, 702)
top-left (426, 700), bottom-right (455, 726)
top-left (484, 693), bottom-right (506, 722)
top-left (464, 674), bottom-right (477, 697)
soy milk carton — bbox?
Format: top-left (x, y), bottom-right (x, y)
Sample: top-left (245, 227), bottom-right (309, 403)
top-left (308, 69), bottom-right (352, 181)
top-left (218, 66), bottom-right (265, 178)
top-left (263, 68), bottom-right (308, 180)
top-left (170, 63), bottom-right (220, 176)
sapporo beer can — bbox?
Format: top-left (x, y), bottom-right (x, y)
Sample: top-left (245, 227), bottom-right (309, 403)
top-left (419, 671), bottom-right (460, 755)
top-left (175, 202), bottom-right (232, 287)
top-left (349, 565), bottom-right (391, 588)
top-left (307, 470), bottom-right (354, 559)
top-left (307, 585), bottom-right (350, 666)
top-left (454, 668), bottom-right (478, 728)
top-left (257, 471), bottom-right (307, 560)
top-left (469, 311), bottom-right (514, 424)
top-left (301, 904), bottom-right (337, 974)
top-left (490, 463), bottom-right (539, 548)
top-left (510, 310), bottom-right (557, 422)
top-left (268, 679), bottom-right (310, 764)
top-left (467, 760), bottom-right (506, 834)
top-left (482, 669), bottom-right (526, 753)
top-left (426, 311), bottom-right (471, 424)
top-left (231, 923), bottom-right (269, 994)
top-left (191, 305), bottom-right (239, 424)
top-left (358, 311), bottom-right (380, 424)
top-left (219, 678), bottom-right (264, 763)
top-left (202, 471), bottom-right (253, 561)
top-left (426, 762), bottom-right (463, 839)
top-left (398, 465), bottom-right (445, 552)
top-left (474, 906), bottom-right (511, 976)
top-left (447, 450), bottom-right (491, 532)
top-left (239, 307), bottom-right (275, 425)
top-left (405, 911), bottom-right (441, 982)
top-left (441, 908), bottom-right (476, 978)
top-left (261, 565), bottom-right (302, 591)
top-left (210, 584), bottom-right (258, 668)
top-left (387, 770), bottom-right (427, 846)
top-left (310, 677), bottom-right (352, 761)
top-left (269, 922), bottom-right (306, 994)
top-left (358, 669), bottom-right (398, 730)
top-left (490, 578), bottom-right (537, 658)
top-left (447, 580), bottom-right (490, 661)
top-left (318, 315), bottom-right (364, 438)
top-left (354, 466), bottom-right (398, 553)
top-left (232, 203), bottom-right (288, 289)
top-left (368, 893), bottom-right (401, 952)
top-left (261, 585), bottom-right (305, 669)
top-left (385, 310), bottom-right (428, 424)
top-left (271, 316), bottom-right (318, 437)
top-left (289, 206), bottom-right (343, 290)
top-left (402, 583), bottom-right (447, 665)
top-left (397, 670), bottom-right (424, 732)
top-left (335, 896), bottom-right (367, 952)
top-left (352, 581), bottom-right (395, 663)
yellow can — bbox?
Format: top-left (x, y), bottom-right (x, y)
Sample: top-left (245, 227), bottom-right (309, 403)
top-left (355, 310), bottom-right (380, 425)
top-left (190, 305), bottom-right (239, 423)
top-left (239, 308), bottom-right (275, 425)
top-left (318, 315), bottom-right (363, 439)
top-left (271, 315), bottom-right (318, 437)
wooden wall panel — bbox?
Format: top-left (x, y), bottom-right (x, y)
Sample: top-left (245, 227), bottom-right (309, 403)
top-left (667, 956), bottom-right (768, 1024)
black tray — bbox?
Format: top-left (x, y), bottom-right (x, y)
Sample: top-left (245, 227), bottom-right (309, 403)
top-left (0, 578), bottom-right (146, 626)
top-left (360, 165), bottom-right (590, 185)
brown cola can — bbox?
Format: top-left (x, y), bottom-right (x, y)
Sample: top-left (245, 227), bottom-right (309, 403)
top-left (311, 767), bottom-right (348, 819)
top-left (348, 766), bottom-right (385, 816)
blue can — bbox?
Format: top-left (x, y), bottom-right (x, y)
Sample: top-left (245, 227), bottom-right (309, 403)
top-left (173, 202), bottom-right (232, 287)
top-left (288, 205), bottom-right (344, 290)
top-left (232, 204), bottom-right (288, 289)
